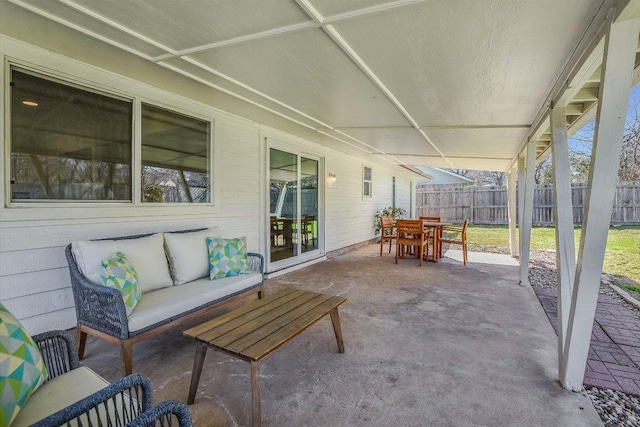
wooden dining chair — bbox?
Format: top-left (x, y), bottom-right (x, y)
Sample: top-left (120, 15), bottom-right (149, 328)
top-left (419, 216), bottom-right (441, 257)
top-left (302, 215), bottom-right (316, 249)
top-left (438, 219), bottom-right (469, 264)
top-left (270, 216), bottom-right (284, 247)
top-left (379, 216), bottom-right (397, 256)
top-left (395, 219), bottom-right (429, 266)
top-left (269, 216), bottom-right (282, 246)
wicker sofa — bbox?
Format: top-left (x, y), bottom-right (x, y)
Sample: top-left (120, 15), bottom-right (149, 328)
top-left (14, 330), bottom-right (192, 426)
top-left (65, 227), bottom-right (265, 375)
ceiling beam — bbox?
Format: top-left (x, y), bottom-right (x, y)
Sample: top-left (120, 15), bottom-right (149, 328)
top-left (8, 0), bottom-right (157, 60)
top-left (385, 154), bottom-right (512, 160)
top-left (419, 124), bottom-right (531, 130)
top-left (152, 0), bottom-right (428, 62)
top-left (152, 21), bottom-right (317, 62)
top-left (571, 87), bottom-right (600, 102)
top-left (329, 124), bottom-right (532, 130)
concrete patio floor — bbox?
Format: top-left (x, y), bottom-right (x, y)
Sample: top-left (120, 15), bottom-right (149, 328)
top-left (79, 244), bottom-right (602, 426)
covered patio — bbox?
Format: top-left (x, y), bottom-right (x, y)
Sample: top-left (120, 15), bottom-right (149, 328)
top-left (78, 246), bottom-right (601, 426)
top-left (2, 0), bottom-right (640, 424)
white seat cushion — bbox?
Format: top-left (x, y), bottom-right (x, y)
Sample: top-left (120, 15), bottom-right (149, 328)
top-left (128, 273), bottom-right (262, 333)
top-left (13, 366), bottom-right (111, 426)
top-left (164, 227), bottom-right (221, 285)
top-left (72, 233), bottom-right (173, 293)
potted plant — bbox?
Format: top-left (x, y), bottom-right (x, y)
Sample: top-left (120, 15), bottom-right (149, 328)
top-left (374, 206), bottom-right (406, 235)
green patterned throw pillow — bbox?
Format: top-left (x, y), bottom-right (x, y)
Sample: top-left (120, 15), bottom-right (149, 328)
top-left (100, 251), bottom-right (142, 316)
top-left (0, 303), bottom-right (48, 426)
top-left (207, 237), bottom-right (250, 280)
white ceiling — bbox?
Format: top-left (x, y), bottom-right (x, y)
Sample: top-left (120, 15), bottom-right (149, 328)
top-left (4, 0), bottom-right (636, 172)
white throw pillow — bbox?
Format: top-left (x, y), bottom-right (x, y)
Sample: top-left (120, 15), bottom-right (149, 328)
top-left (164, 227), bottom-right (221, 285)
top-left (71, 233), bottom-right (173, 293)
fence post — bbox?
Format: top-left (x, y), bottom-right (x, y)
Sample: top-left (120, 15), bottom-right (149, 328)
top-left (470, 186), bottom-right (475, 224)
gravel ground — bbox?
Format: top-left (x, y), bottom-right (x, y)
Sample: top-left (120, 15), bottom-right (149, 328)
top-left (465, 244), bottom-right (640, 426)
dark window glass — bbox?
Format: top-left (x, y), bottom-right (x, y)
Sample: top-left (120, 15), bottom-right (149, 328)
top-left (10, 69), bottom-right (133, 201)
top-left (141, 104), bottom-right (210, 203)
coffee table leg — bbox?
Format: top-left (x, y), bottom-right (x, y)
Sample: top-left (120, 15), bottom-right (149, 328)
top-left (330, 308), bottom-right (345, 353)
top-left (188, 343), bottom-right (208, 405)
top-left (251, 361), bottom-right (261, 427)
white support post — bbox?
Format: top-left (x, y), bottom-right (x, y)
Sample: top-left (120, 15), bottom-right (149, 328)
top-left (517, 155), bottom-right (525, 258)
top-left (507, 167), bottom-right (518, 257)
top-left (562, 17), bottom-right (640, 391)
top-left (550, 105), bottom-right (576, 379)
top-left (519, 141), bottom-right (536, 286)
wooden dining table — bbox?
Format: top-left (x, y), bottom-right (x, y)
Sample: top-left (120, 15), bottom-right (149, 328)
top-left (421, 220), bottom-right (451, 262)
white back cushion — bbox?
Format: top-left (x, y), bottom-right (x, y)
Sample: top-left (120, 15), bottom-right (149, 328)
top-left (72, 233), bottom-right (173, 293)
top-left (164, 227), bottom-right (221, 285)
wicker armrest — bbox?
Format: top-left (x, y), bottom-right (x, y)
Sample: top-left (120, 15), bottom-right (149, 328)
top-left (247, 252), bottom-right (265, 275)
top-left (65, 244), bottom-right (130, 340)
top-left (126, 400), bottom-right (194, 427)
top-left (31, 374), bottom-right (153, 427)
top-left (32, 330), bottom-right (80, 381)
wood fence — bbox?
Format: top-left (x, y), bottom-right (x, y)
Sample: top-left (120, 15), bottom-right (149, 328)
top-left (416, 181), bottom-right (640, 225)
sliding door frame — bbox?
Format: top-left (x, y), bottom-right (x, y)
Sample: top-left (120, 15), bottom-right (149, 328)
top-left (266, 139), bottom-right (324, 271)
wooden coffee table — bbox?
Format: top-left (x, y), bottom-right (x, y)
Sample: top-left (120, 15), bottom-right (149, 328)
top-left (183, 287), bottom-right (347, 426)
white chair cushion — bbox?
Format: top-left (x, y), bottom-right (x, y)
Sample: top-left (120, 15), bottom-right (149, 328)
top-left (13, 366), bottom-right (111, 426)
top-left (72, 233), bottom-right (173, 294)
top-left (164, 227), bottom-right (221, 285)
top-left (128, 272), bottom-right (262, 333)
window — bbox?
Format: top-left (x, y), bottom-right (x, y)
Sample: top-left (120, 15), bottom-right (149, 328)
top-left (8, 66), bottom-right (212, 204)
top-left (363, 166), bottom-right (372, 198)
top-left (10, 68), bottom-right (133, 201)
top-left (141, 104), bottom-right (210, 203)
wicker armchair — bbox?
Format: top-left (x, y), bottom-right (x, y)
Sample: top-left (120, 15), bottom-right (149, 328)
top-left (126, 400), bottom-right (194, 427)
top-left (24, 330), bottom-right (193, 427)
top-left (34, 330), bottom-right (80, 381)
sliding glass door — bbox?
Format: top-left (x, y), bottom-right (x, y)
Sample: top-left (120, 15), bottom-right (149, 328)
top-left (269, 146), bottom-right (320, 265)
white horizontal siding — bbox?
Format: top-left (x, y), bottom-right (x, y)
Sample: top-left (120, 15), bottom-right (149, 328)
top-left (19, 308), bottom-right (77, 335)
top-left (0, 268), bottom-right (70, 300)
top-left (0, 247), bottom-right (66, 276)
top-left (4, 286), bottom-right (73, 320)
top-left (323, 154), bottom-right (413, 253)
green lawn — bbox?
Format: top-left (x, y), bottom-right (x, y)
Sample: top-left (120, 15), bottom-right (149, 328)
top-left (467, 224), bottom-right (640, 284)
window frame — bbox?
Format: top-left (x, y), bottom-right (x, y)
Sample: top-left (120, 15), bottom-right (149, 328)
top-left (363, 165), bottom-right (372, 199)
top-left (139, 101), bottom-right (213, 205)
top-left (4, 61), bottom-right (216, 207)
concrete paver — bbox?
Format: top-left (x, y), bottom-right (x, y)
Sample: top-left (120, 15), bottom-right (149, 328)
top-left (534, 287), bottom-right (640, 396)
